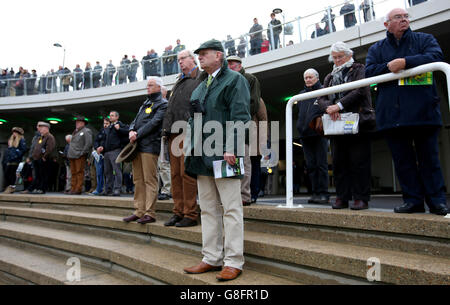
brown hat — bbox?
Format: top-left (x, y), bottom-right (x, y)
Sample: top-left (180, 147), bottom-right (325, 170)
top-left (115, 142), bottom-right (137, 163)
top-left (12, 127), bottom-right (24, 135)
top-left (75, 115), bottom-right (88, 123)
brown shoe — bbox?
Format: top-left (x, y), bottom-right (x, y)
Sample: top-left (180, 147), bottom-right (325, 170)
top-left (350, 200), bottom-right (369, 210)
top-left (332, 198), bottom-right (349, 209)
top-left (137, 215), bottom-right (156, 224)
top-left (123, 214), bottom-right (140, 222)
top-left (216, 266), bottom-right (242, 281)
top-left (184, 262), bottom-right (222, 274)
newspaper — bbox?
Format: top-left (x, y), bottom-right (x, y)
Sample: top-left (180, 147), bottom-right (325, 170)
top-left (322, 112), bottom-right (359, 135)
top-left (213, 158), bottom-right (245, 179)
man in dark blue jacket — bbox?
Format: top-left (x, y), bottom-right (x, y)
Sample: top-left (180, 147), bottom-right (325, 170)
top-left (296, 68), bottom-right (329, 205)
top-left (365, 8), bottom-right (448, 215)
top-left (123, 77), bottom-right (167, 224)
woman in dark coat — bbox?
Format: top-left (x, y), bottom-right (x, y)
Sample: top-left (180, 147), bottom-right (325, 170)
top-left (2, 127), bottom-right (27, 193)
top-left (316, 41), bottom-right (375, 210)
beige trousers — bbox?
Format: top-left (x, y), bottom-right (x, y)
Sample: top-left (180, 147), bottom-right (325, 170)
top-left (132, 152), bottom-right (158, 218)
top-left (197, 175), bottom-right (244, 270)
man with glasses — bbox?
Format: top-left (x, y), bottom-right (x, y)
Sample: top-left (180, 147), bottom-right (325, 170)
top-left (366, 8), bottom-right (448, 216)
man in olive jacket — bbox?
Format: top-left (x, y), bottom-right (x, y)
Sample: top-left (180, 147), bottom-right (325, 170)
top-left (67, 116), bottom-right (93, 195)
top-left (183, 40), bottom-right (251, 282)
top-left (123, 77), bottom-right (168, 225)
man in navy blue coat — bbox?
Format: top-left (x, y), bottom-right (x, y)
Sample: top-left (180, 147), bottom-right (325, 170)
top-left (366, 8), bottom-right (448, 215)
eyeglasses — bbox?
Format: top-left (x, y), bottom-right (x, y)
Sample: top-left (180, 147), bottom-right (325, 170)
top-left (390, 14), bottom-right (409, 21)
top-left (332, 54), bottom-right (347, 61)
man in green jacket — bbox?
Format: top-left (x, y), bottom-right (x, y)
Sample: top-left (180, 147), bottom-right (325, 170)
top-left (183, 39), bottom-right (251, 281)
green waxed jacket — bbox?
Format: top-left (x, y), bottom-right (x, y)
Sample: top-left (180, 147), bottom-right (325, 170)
top-left (184, 60), bottom-right (251, 177)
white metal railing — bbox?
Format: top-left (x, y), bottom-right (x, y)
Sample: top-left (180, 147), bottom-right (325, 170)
top-left (282, 62), bottom-right (450, 208)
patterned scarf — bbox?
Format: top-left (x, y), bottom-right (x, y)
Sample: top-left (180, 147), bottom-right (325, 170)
top-left (329, 57), bottom-right (354, 102)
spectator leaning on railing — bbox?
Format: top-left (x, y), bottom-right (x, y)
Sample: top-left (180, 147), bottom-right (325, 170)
top-left (365, 7), bottom-right (448, 216)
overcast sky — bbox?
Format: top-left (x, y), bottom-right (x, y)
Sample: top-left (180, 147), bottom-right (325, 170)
top-left (1, 0), bottom-right (402, 75)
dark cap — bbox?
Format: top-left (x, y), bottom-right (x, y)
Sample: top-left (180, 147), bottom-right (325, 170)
top-left (194, 39), bottom-right (224, 54)
top-left (75, 115), bottom-right (88, 123)
top-left (12, 127), bottom-right (24, 135)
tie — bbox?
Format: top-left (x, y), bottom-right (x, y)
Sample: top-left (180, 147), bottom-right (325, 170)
top-left (206, 75), bottom-right (213, 88)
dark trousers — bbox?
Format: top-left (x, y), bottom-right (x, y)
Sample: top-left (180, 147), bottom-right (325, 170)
top-left (331, 134), bottom-right (371, 202)
top-left (29, 159), bottom-right (50, 192)
top-left (104, 149), bottom-right (123, 193)
top-left (250, 39), bottom-right (262, 55)
top-left (301, 136), bottom-right (329, 196)
top-left (250, 156), bottom-right (261, 200)
top-left (4, 163), bottom-right (19, 187)
top-left (384, 127), bottom-right (446, 208)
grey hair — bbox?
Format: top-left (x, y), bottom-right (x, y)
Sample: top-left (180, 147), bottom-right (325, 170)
top-left (147, 76), bottom-right (163, 87)
top-left (65, 134), bottom-right (72, 141)
top-left (328, 41), bottom-right (353, 62)
top-left (303, 68), bottom-right (319, 79)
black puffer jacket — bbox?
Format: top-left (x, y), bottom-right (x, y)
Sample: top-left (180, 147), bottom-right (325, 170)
top-left (296, 81), bottom-right (323, 138)
top-left (129, 92), bottom-right (167, 154)
top-left (104, 121), bottom-right (129, 152)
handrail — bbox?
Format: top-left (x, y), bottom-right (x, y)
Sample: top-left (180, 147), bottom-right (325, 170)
top-left (283, 62), bottom-right (450, 208)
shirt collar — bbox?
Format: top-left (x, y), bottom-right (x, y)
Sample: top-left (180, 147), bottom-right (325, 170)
top-left (210, 68), bottom-right (221, 78)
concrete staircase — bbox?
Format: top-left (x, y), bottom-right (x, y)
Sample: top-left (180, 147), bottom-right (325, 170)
top-left (0, 194), bottom-right (448, 285)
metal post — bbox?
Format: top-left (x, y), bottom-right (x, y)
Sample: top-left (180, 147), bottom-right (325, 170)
top-left (297, 17), bottom-right (303, 43)
top-left (245, 35), bottom-right (250, 57)
top-left (160, 55), bottom-right (164, 77)
top-left (282, 13), bottom-right (286, 47)
top-left (326, 6), bottom-right (333, 33)
top-left (356, 0), bottom-right (362, 25)
top-left (269, 24), bottom-right (275, 51)
top-left (90, 70), bottom-right (93, 89)
top-left (369, 0), bottom-right (374, 21)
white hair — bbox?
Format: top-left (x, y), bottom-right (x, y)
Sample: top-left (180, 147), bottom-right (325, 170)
top-left (147, 76), bottom-right (163, 87)
top-left (303, 68), bottom-right (319, 79)
top-left (65, 134), bottom-right (72, 141)
top-left (328, 41), bottom-right (353, 62)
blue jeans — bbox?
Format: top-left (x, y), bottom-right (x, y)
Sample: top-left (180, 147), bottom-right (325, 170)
top-left (94, 156), bottom-right (104, 194)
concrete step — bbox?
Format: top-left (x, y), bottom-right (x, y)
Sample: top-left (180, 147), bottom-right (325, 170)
top-left (0, 221), bottom-right (298, 285)
top-left (1, 198), bottom-right (449, 260)
top-left (1, 194), bottom-right (448, 239)
top-left (0, 239), bottom-right (136, 285)
top-left (0, 206), bottom-right (449, 284)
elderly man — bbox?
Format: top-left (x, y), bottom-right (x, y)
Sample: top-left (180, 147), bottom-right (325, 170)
top-left (68, 116), bottom-right (93, 195)
top-left (227, 55), bottom-right (261, 206)
top-left (162, 49), bottom-right (202, 227)
top-left (183, 40), bottom-right (251, 281)
top-left (297, 68), bottom-right (329, 204)
top-left (123, 77), bottom-right (168, 224)
top-left (29, 122), bottom-right (56, 194)
top-left (366, 8), bottom-right (448, 215)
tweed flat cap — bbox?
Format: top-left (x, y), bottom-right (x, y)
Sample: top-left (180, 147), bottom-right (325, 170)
top-left (194, 39), bottom-right (224, 54)
top-left (38, 122), bottom-right (50, 128)
top-left (116, 142), bottom-right (137, 163)
top-left (226, 55), bottom-right (242, 63)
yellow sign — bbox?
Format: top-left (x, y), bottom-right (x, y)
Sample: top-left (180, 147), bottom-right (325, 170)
top-left (399, 72), bottom-right (433, 86)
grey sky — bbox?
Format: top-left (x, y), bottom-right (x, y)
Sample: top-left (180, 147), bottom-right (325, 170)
top-left (1, 0), bottom-right (399, 74)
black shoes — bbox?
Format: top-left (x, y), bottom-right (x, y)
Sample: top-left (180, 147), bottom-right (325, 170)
top-left (176, 217), bottom-right (198, 227)
top-left (164, 214), bottom-right (183, 226)
top-left (429, 203), bottom-right (449, 216)
top-left (394, 203), bottom-right (425, 214)
top-left (308, 194), bottom-right (329, 204)
top-left (350, 200), bottom-right (369, 210)
top-left (158, 193), bottom-right (171, 200)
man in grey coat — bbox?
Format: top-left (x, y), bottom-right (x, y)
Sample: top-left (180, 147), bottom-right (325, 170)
top-left (67, 116), bottom-right (93, 195)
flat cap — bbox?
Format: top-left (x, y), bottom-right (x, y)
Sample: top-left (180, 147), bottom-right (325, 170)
top-left (226, 55), bottom-right (242, 63)
top-left (12, 127), bottom-right (24, 135)
top-left (37, 121), bottom-right (50, 128)
top-left (194, 39), bottom-right (224, 54)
